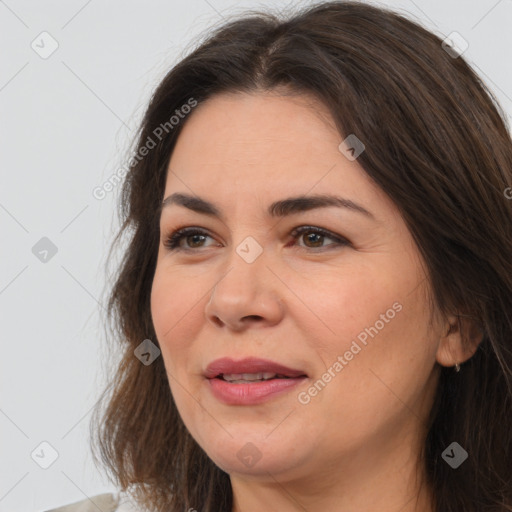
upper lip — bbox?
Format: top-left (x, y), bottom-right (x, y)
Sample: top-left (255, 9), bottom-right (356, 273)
top-left (204, 357), bottom-right (308, 379)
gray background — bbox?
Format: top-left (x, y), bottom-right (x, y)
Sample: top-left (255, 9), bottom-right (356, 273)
top-left (1, 1), bottom-right (510, 511)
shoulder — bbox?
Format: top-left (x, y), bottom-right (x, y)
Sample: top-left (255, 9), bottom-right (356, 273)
top-left (43, 492), bottom-right (122, 512)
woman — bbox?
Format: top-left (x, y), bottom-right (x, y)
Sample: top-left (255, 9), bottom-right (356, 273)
top-left (48, 1), bottom-right (512, 511)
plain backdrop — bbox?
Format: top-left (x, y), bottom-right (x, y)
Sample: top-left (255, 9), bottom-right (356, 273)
top-left (1, 0), bottom-right (511, 511)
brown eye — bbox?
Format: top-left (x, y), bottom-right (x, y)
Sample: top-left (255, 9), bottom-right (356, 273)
top-left (163, 228), bottom-right (215, 251)
top-left (290, 226), bottom-right (350, 250)
top-left (163, 225), bottom-right (350, 252)
top-left (300, 231), bottom-right (324, 248)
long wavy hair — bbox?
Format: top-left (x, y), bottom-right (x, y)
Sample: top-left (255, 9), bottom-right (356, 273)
top-left (90, 2), bottom-right (512, 511)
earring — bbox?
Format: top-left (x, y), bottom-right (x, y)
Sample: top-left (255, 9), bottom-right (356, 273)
top-left (454, 362), bottom-right (461, 372)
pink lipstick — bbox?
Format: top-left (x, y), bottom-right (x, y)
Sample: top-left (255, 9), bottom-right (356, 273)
top-left (204, 357), bottom-right (308, 405)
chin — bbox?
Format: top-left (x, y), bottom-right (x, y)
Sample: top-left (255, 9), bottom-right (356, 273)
top-left (195, 430), bottom-right (308, 478)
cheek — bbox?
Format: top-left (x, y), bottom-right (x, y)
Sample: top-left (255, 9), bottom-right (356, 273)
top-left (296, 254), bottom-right (435, 396)
top-left (150, 270), bottom-right (201, 419)
top-left (150, 266), bottom-right (217, 446)
top-left (151, 259), bottom-right (206, 329)
top-left (303, 274), bottom-right (437, 432)
top-left (290, 261), bottom-right (404, 357)
top-left (150, 265), bottom-right (200, 367)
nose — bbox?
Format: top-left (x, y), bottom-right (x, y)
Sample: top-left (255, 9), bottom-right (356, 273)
top-left (204, 250), bottom-right (286, 331)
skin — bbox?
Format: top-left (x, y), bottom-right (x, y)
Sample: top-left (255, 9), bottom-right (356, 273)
top-left (150, 89), bottom-right (481, 512)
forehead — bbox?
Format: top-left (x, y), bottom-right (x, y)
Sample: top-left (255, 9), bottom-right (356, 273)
top-left (174, 91), bottom-right (337, 164)
top-left (162, 90), bottom-right (391, 220)
top-left (168, 92), bottom-right (348, 179)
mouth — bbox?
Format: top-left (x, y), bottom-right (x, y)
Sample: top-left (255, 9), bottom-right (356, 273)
top-left (204, 357), bottom-right (308, 380)
top-left (204, 357), bottom-right (308, 405)
top-left (218, 372), bottom-right (297, 383)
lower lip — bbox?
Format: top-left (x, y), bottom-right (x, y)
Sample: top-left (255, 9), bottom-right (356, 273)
top-left (207, 376), bottom-right (307, 405)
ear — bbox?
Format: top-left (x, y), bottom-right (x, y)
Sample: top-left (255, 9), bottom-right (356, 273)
top-left (436, 314), bottom-right (484, 368)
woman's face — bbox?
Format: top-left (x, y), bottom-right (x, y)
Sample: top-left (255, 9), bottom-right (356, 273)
top-left (150, 90), bottom-right (444, 483)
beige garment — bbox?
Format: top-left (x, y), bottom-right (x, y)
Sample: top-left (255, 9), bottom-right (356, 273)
top-left (44, 493), bottom-right (121, 512)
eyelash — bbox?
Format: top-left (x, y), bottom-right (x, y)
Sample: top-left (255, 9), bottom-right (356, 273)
top-left (162, 225), bottom-right (350, 252)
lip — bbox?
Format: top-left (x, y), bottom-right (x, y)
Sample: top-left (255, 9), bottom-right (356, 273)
top-left (204, 357), bottom-right (308, 405)
top-left (204, 357), bottom-right (307, 379)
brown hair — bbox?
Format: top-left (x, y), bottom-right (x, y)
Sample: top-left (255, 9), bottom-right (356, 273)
top-left (90, 2), bottom-right (512, 511)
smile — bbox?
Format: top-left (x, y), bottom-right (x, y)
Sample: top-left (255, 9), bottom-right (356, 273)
top-left (204, 357), bottom-right (308, 405)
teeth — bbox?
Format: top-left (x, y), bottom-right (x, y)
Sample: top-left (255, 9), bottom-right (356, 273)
top-left (222, 372), bottom-right (280, 382)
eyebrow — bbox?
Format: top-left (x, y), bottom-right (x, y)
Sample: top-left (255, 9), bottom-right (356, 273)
top-left (159, 192), bottom-right (376, 221)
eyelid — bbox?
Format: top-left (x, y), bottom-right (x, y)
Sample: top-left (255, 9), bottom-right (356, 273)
top-left (162, 224), bottom-right (351, 252)
top-left (288, 225), bottom-right (351, 248)
top-left (163, 226), bottom-right (218, 251)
